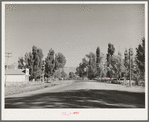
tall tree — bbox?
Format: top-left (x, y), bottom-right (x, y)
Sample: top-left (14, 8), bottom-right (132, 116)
top-left (75, 58), bottom-right (88, 79)
top-left (135, 38), bottom-right (145, 80)
top-left (95, 47), bottom-right (104, 78)
top-left (96, 47), bottom-right (100, 66)
top-left (76, 49), bottom-right (104, 80)
top-left (96, 47), bottom-right (100, 77)
top-left (45, 48), bottom-right (55, 78)
top-left (32, 46), bottom-right (43, 79)
top-left (45, 50), bottom-right (66, 79)
top-left (81, 58), bottom-right (88, 78)
top-left (106, 43), bottom-right (115, 80)
top-left (108, 43), bottom-right (115, 56)
top-left (86, 52), bottom-right (96, 79)
top-left (55, 52), bottom-right (66, 70)
top-left (18, 45), bottom-right (44, 80)
top-left (115, 52), bottom-right (125, 80)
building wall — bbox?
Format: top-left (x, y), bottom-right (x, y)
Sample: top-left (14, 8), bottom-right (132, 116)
top-left (25, 75), bottom-right (29, 82)
top-left (26, 68), bottom-right (29, 75)
top-left (6, 75), bottom-right (26, 82)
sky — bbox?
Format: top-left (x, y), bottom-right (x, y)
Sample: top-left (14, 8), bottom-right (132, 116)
top-left (5, 4), bottom-right (145, 67)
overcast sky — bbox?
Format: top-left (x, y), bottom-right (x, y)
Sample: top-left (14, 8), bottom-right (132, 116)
top-left (5, 4), bottom-right (145, 67)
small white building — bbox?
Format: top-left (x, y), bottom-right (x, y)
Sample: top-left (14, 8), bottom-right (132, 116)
top-left (5, 68), bottom-right (29, 82)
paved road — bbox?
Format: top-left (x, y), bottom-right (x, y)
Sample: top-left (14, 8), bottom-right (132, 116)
top-left (5, 80), bottom-right (145, 108)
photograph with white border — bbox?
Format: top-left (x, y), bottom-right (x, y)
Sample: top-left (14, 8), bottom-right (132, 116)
top-left (1, 1), bottom-right (148, 120)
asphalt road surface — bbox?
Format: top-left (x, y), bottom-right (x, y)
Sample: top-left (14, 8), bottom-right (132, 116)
top-left (5, 80), bottom-right (145, 108)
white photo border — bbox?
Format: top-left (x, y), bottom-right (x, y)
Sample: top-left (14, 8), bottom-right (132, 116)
top-left (1, 1), bottom-right (148, 120)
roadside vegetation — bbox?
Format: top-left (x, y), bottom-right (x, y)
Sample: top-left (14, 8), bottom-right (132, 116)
top-left (5, 81), bottom-right (64, 96)
top-left (17, 38), bottom-right (145, 87)
top-left (75, 38), bottom-right (145, 86)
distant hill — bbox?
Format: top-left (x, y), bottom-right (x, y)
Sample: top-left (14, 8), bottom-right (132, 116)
top-left (63, 67), bottom-right (76, 75)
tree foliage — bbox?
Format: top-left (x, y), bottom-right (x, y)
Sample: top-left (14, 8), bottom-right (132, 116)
top-left (55, 53), bottom-right (66, 69)
top-left (114, 52), bottom-right (125, 79)
top-left (69, 72), bottom-right (76, 80)
top-left (45, 48), bottom-right (55, 78)
top-left (76, 48), bottom-right (104, 80)
top-left (32, 46), bottom-right (44, 79)
top-left (95, 47), bottom-right (104, 78)
top-left (17, 38), bottom-right (145, 84)
top-left (75, 60), bottom-right (88, 79)
top-left (18, 46), bottom-right (67, 81)
top-left (96, 47), bottom-right (100, 65)
top-left (18, 46), bottom-right (44, 80)
top-left (86, 52), bottom-right (96, 79)
top-left (44, 49), bottom-right (66, 79)
top-left (61, 69), bottom-right (68, 79)
top-left (124, 48), bottom-right (134, 80)
top-left (108, 43), bottom-right (115, 56)
top-left (53, 69), bottom-right (61, 79)
top-left (18, 57), bottom-right (25, 69)
top-left (135, 38), bottom-right (145, 80)
top-left (136, 38), bottom-right (145, 72)
top-left (106, 43), bottom-right (115, 78)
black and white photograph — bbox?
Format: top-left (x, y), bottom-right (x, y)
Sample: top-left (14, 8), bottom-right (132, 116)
top-left (2, 1), bottom-right (148, 120)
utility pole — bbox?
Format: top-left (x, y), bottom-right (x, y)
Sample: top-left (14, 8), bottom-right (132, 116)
top-left (41, 60), bottom-right (45, 83)
top-left (5, 52), bottom-right (12, 87)
top-left (129, 48), bottom-right (133, 87)
top-left (89, 57), bottom-right (93, 80)
top-left (124, 49), bottom-right (129, 86)
top-left (129, 49), bottom-right (131, 87)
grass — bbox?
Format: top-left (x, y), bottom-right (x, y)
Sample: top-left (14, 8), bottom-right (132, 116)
top-left (5, 81), bottom-right (61, 96)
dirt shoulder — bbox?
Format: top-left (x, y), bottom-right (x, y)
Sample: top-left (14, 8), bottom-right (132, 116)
top-left (5, 80), bottom-right (75, 97)
top-left (5, 81), bottom-right (61, 97)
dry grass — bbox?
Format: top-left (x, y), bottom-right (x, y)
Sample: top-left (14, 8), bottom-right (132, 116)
top-left (5, 81), bottom-right (62, 96)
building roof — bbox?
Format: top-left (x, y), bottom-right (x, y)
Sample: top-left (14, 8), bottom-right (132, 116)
top-left (5, 69), bottom-right (26, 75)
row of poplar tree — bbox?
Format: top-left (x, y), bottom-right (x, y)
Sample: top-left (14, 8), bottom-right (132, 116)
top-left (18, 46), bottom-right (67, 80)
top-left (75, 38), bottom-right (145, 82)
